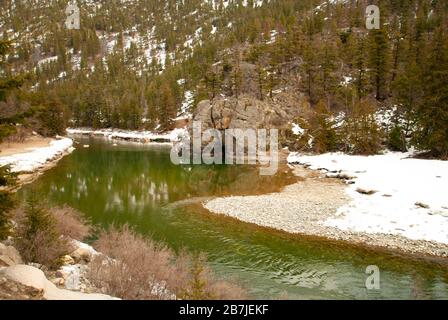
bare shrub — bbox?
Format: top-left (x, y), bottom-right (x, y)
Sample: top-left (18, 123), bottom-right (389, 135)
top-left (50, 206), bottom-right (91, 241)
top-left (87, 225), bottom-right (177, 300)
top-left (3, 127), bottom-right (30, 144)
top-left (87, 225), bottom-right (247, 300)
top-left (16, 229), bottom-right (69, 269)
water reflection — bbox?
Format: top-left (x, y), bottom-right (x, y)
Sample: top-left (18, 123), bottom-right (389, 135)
top-left (22, 137), bottom-right (295, 224)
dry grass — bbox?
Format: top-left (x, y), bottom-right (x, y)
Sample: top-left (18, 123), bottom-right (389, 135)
top-left (88, 225), bottom-right (178, 300)
top-left (50, 206), bottom-right (91, 241)
top-left (87, 225), bottom-right (247, 300)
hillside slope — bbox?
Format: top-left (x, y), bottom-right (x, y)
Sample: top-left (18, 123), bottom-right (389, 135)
top-left (1, 0), bottom-right (447, 157)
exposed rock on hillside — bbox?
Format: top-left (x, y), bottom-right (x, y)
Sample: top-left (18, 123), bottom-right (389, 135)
top-left (0, 240), bottom-right (118, 300)
top-left (0, 277), bottom-right (45, 300)
top-left (194, 94), bottom-right (302, 131)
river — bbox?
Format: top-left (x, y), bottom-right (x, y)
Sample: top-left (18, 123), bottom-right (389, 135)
top-left (19, 136), bottom-right (448, 299)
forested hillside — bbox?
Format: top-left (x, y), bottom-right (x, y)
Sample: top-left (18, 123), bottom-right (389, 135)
top-left (1, 0), bottom-right (447, 157)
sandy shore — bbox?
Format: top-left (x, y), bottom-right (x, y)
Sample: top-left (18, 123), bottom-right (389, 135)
top-left (0, 136), bottom-right (53, 157)
top-left (204, 166), bottom-right (448, 258)
top-left (0, 136), bottom-right (74, 188)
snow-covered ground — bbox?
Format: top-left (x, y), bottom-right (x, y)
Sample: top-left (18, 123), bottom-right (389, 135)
top-left (0, 138), bottom-right (74, 173)
top-left (66, 128), bottom-right (188, 144)
top-left (288, 152), bottom-right (448, 245)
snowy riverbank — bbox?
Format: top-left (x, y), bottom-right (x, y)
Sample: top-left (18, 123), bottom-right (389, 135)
top-left (66, 127), bottom-right (188, 144)
top-left (204, 153), bottom-right (448, 258)
top-left (0, 137), bottom-right (74, 174)
top-left (288, 152), bottom-right (448, 245)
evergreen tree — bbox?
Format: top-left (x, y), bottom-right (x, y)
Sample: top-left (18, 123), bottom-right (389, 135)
top-left (368, 28), bottom-right (391, 101)
top-left (353, 35), bottom-right (369, 99)
top-left (0, 39), bottom-right (24, 142)
top-left (181, 254), bottom-right (212, 300)
top-left (309, 100), bottom-right (339, 154)
top-left (415, 26), bottom-right (448, 158)
top-left (318, 39), bottom-right (338, 105)
top-left (159, 82), bottom-right (176, 130)
top-left (38, 93), bottom-right (68, 136)
top-left (204, 67), bottom-right (220, 99)
top-left (302, 37), bottom-right (318, 104)
top-left (15, 195), bottom-right (68, 268)
top-left (345, 99), bottom-right (383, 155)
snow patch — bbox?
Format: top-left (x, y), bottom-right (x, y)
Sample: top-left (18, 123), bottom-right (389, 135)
top-left (0, 138), bottom-right (74, 173)
top-left (67, 128), bottom-right (188, 144)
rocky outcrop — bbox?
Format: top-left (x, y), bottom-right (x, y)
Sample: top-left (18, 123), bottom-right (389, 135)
top-left (71, 247), bottom-right (94, 263)
top-left (0, 240), bottom-right (118, 300)
top-left (0, 265), bottom-right (118, 300)
top-left (0, 277), bottom-right (45, 300)
top-left (193, 94), bottom-right (302, 132)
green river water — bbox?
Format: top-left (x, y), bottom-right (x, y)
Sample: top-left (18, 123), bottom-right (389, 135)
top-left (19, 136), bottom-right (448, 300)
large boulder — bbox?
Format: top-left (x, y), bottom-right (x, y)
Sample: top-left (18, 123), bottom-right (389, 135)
top-left (0, 265), bottom-right (118, 300)
top-left (0, 276), bottom-right (45, 300)
top-left (70, 248), bottom-right (93, 263)
top-left (193, 94), bottom-right (300, 132)
top-left (69, 240), bottom-right (98, 263)
top-left (190, 94), bottom-right (303, 157)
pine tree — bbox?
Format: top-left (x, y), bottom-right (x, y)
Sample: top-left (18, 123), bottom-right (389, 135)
top-left (368, 28), bottom-right (391, 101)
top-left (309, 100), bottom-right (339, 154)
top-left (204, 67), bottom-right (219, 99)
top-left (352, 35), bottom-right (369, 100)
top-left (392, 47), bottom-right (422, 138)
top-left (15, 195), bottom-right (68, 268)
top-left (346, 99), bottom-right (383, 155)
top-left (415, 26), bottom-right (448, 158)
top-left (159, 82), bottom-right (176, 131)
top-left (0, 39), bottom-right (24, 142)
top-left (38, 93), bottom-right (68, 136)
top-left (318, 38), bottom-right (338, 105)
top-left (302, 37), bottom-right (318, 104)
top-left (181, 254), bottom-right (212, 300)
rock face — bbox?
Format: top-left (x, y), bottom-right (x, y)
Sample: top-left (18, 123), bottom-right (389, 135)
top-left (0, 277), bottom-right (45, 300)
top-left (0, 243), bottom-right (23, 267)
top-left (193, 94), bottom-right (302, 132)
top-left (0, 265), bottom-right (118, 300)
top-left (0, 240), bottom-right (117, 300)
